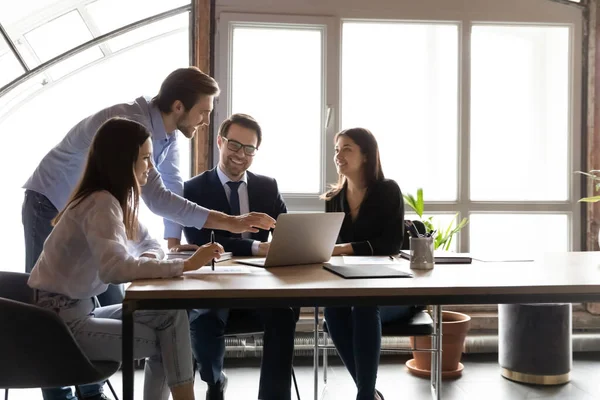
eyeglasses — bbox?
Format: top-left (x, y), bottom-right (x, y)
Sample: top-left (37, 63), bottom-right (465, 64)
top-left (222, 137), bottom-right (258, 156)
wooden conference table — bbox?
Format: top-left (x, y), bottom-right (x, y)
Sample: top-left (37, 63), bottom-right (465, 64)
top-left (122, 252), bottom-right (600, 400)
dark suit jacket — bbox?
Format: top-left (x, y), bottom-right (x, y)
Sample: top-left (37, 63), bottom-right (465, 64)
top-left (183, 168), bottom-right (287, 256)
top-left (325, 179), bottom-right (404, 256)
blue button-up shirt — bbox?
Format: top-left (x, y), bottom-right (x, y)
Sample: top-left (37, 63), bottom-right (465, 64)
top-left (23, 96), bottom-right (208, 240)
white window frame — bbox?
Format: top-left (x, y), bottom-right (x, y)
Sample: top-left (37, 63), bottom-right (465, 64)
top-left (215, 13), bottom-right (338, 212)
top-left (214, 1), bottom-right (583, 252)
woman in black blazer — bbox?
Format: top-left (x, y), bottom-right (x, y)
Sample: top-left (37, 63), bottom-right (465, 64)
top-left (323, 128), bottom-right (415, 400)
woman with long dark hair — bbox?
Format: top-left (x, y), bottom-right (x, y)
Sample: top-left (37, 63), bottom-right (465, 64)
top-left (28, 117), bottom-right (223, 400)
top-left (323, 128), bottom-right (416, 400)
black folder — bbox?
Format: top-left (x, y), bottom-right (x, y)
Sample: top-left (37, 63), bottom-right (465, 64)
top-left (323, 264), bottom-right (413, 279)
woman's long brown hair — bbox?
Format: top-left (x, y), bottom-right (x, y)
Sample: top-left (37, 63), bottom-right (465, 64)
top-left (322, 127), bottom-right (385, 200)
top-left (52, 117), bottom-right (151, 240)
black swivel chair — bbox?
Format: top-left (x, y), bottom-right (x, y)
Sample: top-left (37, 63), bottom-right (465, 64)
top-left (312, 220), bottom-right (435, 400)
top-left (0, 272), bottom-right (120, 400)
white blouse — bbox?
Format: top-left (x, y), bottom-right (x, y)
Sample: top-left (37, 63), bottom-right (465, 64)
top-left (28, 190), bottom-right (184, 299)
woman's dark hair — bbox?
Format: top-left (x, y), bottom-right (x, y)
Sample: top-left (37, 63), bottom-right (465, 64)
top-left (52, 117), bottom-right (151, 240)
top-left (152, 67), bottom-right (220, 113)
top-left (322, 127), bottom-right (385, 200)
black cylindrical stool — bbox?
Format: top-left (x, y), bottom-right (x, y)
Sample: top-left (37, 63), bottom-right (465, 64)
top-left (499, 303), bottom-right (572, 385)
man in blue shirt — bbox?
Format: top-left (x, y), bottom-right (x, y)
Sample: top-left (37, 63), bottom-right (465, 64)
top-left (22, 67), bottom-right (275, 400)
top-left (179, 114), bottom-right (299, 400)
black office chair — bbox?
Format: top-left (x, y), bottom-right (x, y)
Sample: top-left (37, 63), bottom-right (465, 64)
top-left (192, 309), bottom-right (301, 400)
top-left (0, 272), bottom-right (120, 400)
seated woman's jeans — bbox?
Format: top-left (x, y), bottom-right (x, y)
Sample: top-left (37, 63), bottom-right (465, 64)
top-left (324, 305), bottom-right (416, 400)
top-left (37, 291), bottom-right (194, 400)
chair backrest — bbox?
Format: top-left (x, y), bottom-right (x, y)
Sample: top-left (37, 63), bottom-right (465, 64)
top-left (0, 271), bottom-right (34, 304)
top-left (401, 220), bottom-right (427, 250)
top-left (0, 297), bottom-right (113, 389)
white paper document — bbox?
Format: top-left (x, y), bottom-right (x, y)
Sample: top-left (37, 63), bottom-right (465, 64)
top-left (184, 266), bottom-right (252, 276)
top-left (341, 256), bottom-right (399, 265)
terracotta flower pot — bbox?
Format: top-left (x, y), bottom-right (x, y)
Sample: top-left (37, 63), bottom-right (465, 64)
top-left (407, 310), bottom-right (471, 379)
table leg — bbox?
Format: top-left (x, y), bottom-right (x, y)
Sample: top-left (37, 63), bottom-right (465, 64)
top-left (430, 305), bottom-right (442, 400)
top-left (123, 301), bottom-right (135, 400)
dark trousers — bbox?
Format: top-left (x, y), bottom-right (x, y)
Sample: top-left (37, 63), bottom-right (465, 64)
top-left (22, 189), bottom-right (123, 400)
top-left (189, 307), bottom-right (300, 400)
top-left (324, 305), bottom-right (415, 400)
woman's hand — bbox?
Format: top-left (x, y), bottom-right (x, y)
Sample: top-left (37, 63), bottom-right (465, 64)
top-left (183, 243), bottom-right (225, 272)
top-left (169, 244), bottom-right (199, 252)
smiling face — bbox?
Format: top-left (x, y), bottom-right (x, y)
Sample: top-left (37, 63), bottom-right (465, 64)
top-left (134, 138), bottom-right (154, 186)
top-left (334, 134), bottom-right (366, 178)
top-left (217, 123), bottom-right (258, 180)
top-left (175, 95), bottom-right (214, 139)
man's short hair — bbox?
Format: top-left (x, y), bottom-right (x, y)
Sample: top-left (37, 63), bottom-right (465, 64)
top-left (153, 67), bottom-right (220, 113)
top-left (218, 113), bottom-right (262, 148)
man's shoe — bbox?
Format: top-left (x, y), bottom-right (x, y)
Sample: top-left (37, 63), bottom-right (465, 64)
top-left (206, 372), bottom-right (228, 400)
top-left (82, 394), bottom-right (113, 400)
top-left (375, 389), bottom-right (385, 400)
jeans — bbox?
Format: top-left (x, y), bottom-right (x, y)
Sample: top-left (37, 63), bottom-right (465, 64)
top-left (22, 190), bottom-right (123, 400)
top-left (189, 307), bottom-right (300, 400)
top-left (37, 292), bottom-right (194, 400)
top-left (324, 305), bottom-right (416, 400)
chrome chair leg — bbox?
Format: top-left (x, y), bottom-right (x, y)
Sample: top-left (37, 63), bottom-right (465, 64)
top-left (323, 331), bottom-right (328, 385)
top-left (314, 307), bottom-right (319, 400)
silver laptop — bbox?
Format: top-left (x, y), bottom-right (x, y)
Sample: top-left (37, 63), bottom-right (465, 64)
top-left (236, 212), bottom-right (345, 267)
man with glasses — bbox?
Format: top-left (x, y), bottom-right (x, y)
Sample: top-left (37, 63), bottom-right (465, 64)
top-left (177, 113), bottom-right (299, 400)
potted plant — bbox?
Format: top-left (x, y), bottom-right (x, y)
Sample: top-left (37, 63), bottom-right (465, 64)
top-left (403, 188), bottom-right (471, 379)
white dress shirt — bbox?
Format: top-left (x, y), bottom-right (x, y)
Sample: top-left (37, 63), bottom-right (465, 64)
top-left (216, 166), bottom-right (260, 255)
top-left (28, 191), bottom-right (184, 299)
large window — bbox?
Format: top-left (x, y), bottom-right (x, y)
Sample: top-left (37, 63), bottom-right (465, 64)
top-left (217, 0), bottom-right (582, 254)
top-left (342, 21), bottom-right (459, 201)
top-left (0, 1), bottom-right (191, 273)
top-left (216, 16), bottom-right (327, 196)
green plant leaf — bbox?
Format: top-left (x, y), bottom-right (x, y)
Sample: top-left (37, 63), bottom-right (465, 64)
top-left (416, 188), bottom-right (424, 217)
top-left (403, 193), bottom-right (418, 215)
top-left (578, 196), bottom-right (600, 203)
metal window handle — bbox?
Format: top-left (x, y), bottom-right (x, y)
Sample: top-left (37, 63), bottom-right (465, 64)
top-left (325, 105), bottom-right (332, 129)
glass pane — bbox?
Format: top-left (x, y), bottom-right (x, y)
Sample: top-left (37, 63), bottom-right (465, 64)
top-left (470, 25), bottom-right (570, 201)
top-left (105, 13), bottom-right (189, 52)
top-left (86, 0), bottom-right (190, 36)
top-left (0, 29), bottom-right (189, 273)
top-left (0, 0), bottom-right (64, 27)
top-left (469, 213), bottom-right (569, 257)
top-left (46, 47), bottom-right (105, 81)
top-left (342, 22), bottom-right (459, 201)
top-left (0, 37), bottom-right (25, 88)
top-left (24, 10), bottom-right (102, 63)
top-left (230, 25), bottom-right (323, 193)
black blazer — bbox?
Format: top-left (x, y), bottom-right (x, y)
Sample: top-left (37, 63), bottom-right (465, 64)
top-left (183, 168), bottom-right (287, 256)
top-left (325, 179), bottom-right (404, 256)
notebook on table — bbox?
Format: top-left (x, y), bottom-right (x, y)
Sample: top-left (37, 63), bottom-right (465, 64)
top-left (399, 250), bottom-right (472, 264)
top-left (323, 263), bottom-right (413, 279)
top-left (166, 251), bottom-right (233, 265)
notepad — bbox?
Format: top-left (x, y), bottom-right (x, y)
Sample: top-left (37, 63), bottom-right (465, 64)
top-left (184, 266), bottom-right (251, 276)
top-left (323, 264), bottom-right (413, 279)
top-left (166, 251), bottom-right (233, 265)
top-left (399, 250), bottom-right (472, 264)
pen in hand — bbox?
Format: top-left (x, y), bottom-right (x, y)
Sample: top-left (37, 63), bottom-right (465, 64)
top-left (211, 230), bottom-right (215, 271)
